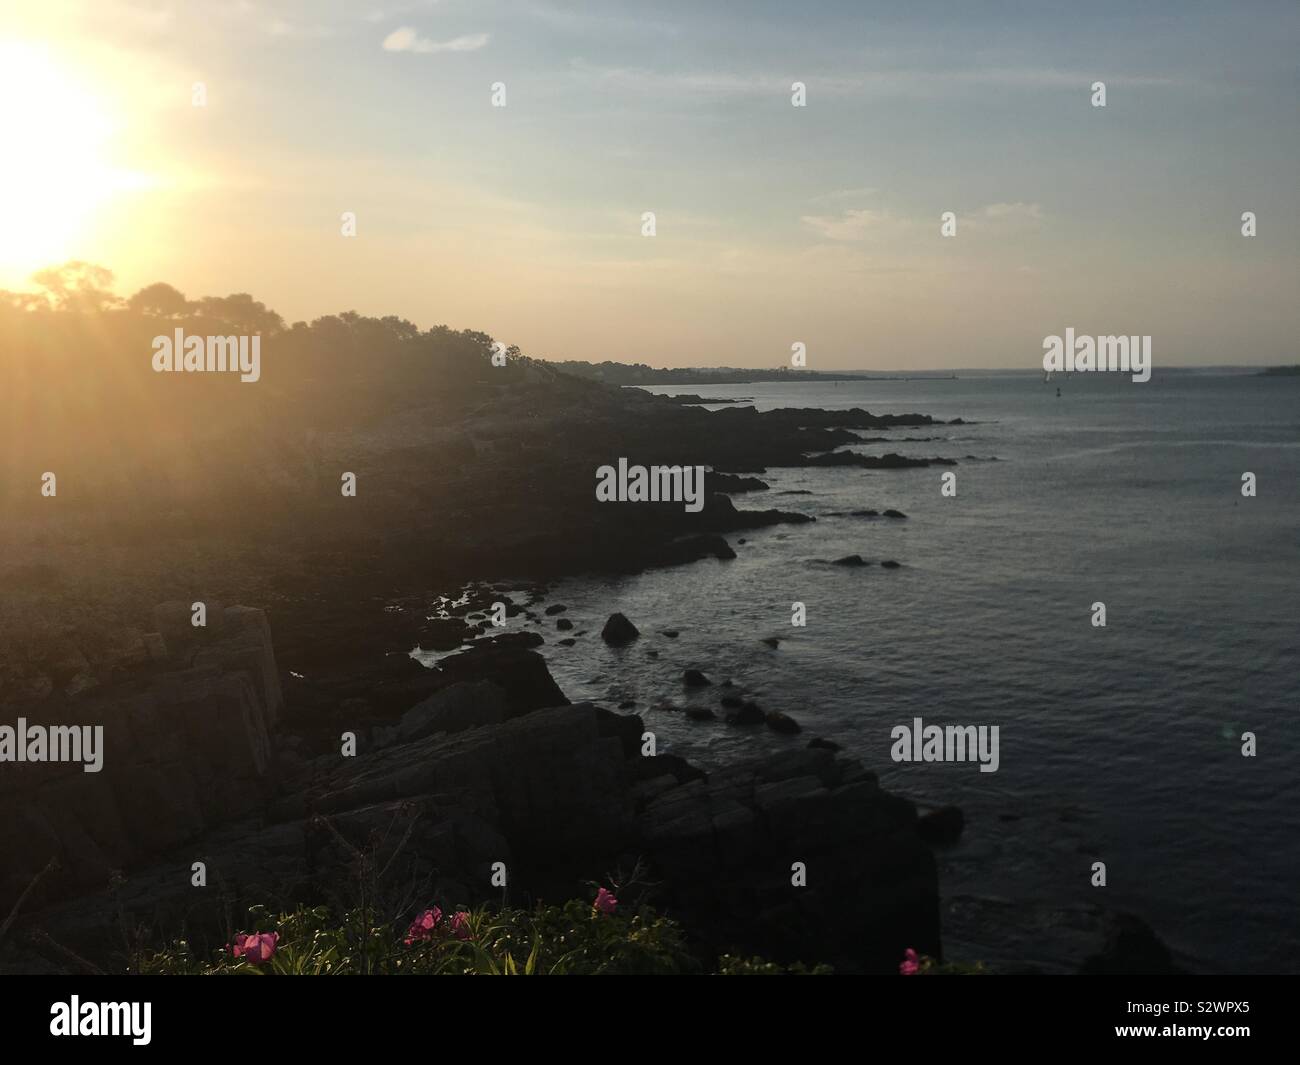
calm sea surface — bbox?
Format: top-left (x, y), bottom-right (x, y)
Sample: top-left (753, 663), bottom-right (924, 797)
top-left (481, 371), bottom-right (1300, 972)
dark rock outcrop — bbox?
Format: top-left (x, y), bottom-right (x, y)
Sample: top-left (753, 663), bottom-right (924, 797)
top-left (0, 606), bottom-right (281, 913)
top-left (725, 701), bottom-right (766, 726)
top-left (765, 710), bottom-right (802, 735)
top-left (395, 681), bottom-right (512, 743)
top-left (708, 473), bottom-right (769, 494)
top-left (1079, 913), bottom-right (1188, 975)
top-left (471, 630), bottom-right (545, 652)
top-left (7, 605), bottom-right (941, 977)
top-left (418, 618), bottom-right (473, 651)
top-left (799, 451), bottom-right (956, 470)
top-left (437, 644), bottom-right (568, 712)
top-left (636, 746), bottom-right (939, 972)
top-left (601, 613), bottom-right (640, 646)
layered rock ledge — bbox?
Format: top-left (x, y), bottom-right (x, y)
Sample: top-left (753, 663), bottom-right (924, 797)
top-left (3, 606), bottom-right (940, 974)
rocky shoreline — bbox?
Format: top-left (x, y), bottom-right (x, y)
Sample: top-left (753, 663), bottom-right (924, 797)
top-left (1, 366), bottom-right (1182, 973)
top-left (1, 600), bottom-right (941, 973)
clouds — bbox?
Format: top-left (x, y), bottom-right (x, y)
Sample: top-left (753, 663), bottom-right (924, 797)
top-left (980, 202), bottom-right (1043, 221)
top-left (800, 208), bottom-right (898, 242)
top-left (801, 202), bottom-right (1046, 242)
top-left (382, 27), bottom-right (488, 53)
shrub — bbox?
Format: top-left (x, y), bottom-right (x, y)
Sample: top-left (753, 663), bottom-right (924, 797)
top-left (138, 895), bottom-right (703, 976)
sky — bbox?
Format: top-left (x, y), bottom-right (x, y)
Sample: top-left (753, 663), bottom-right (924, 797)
top-left (1, 0), bottom-right (1296, 369)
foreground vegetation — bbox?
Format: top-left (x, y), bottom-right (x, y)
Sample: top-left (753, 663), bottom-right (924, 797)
top-left (135, 890), bottom-right (984, 976)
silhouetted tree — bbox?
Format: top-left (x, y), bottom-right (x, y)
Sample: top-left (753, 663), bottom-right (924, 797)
top-left (30, 261), bottom-right (119, 312)
top-left (195, 293), bottom-right (285, 334)
top-left (127, 282), bottom-right (191, 317)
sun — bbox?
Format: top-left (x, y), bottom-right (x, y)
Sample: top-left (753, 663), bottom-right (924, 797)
top-left (0, 41), bottom-right (142, 278)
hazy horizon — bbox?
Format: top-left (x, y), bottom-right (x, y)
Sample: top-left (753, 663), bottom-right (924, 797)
top-left (2, 0), bottom-right (1297, 369)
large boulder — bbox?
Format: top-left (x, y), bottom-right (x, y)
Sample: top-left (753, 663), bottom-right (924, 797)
top-left (636, 746), bottom-right (939, 973)
top-left (600, 613), bottom-right (640, 646)
top-left (436, 645), bottom-right (569, 712)
top-left (1079, 913), bottom-right (1187, 975)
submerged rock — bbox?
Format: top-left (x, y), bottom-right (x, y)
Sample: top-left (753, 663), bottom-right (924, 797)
top-left (726, 701), bottom-right (765, 726)
top-left (764, 710), bottom-right (802, 735)
top-left (833, 554), bottom-right (869, 567)
top-left (683, 669), bottom-right (711, 688)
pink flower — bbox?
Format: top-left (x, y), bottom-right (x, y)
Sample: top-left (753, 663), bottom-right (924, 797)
top-left (899, 948), bottom-right (920, 976)
top-left (232, 932), bottom-right (279, 963)
top-left (404, 907), bottom-right (442, 945)
top-left (593, 887), bottom-right (618, 915)
top-left (449, 911), bottom-right (472, 941)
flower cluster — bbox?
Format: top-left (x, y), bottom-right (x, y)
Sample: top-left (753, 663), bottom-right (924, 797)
top-left (230, 931), bottom-right (279, 963)
top-left (593, 887), bottom-right (618, 915)
top-left (404, 906), bottom-right (473, 946)
top-left (404, 906), bottom-right (442, 945)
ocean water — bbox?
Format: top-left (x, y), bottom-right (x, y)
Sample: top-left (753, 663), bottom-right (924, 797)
top-left (510, 371), bottom-right (1300, 973)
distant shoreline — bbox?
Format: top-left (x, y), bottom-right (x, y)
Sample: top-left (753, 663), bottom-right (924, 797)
top-left (556, 361), bottom-right (1290, 385)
